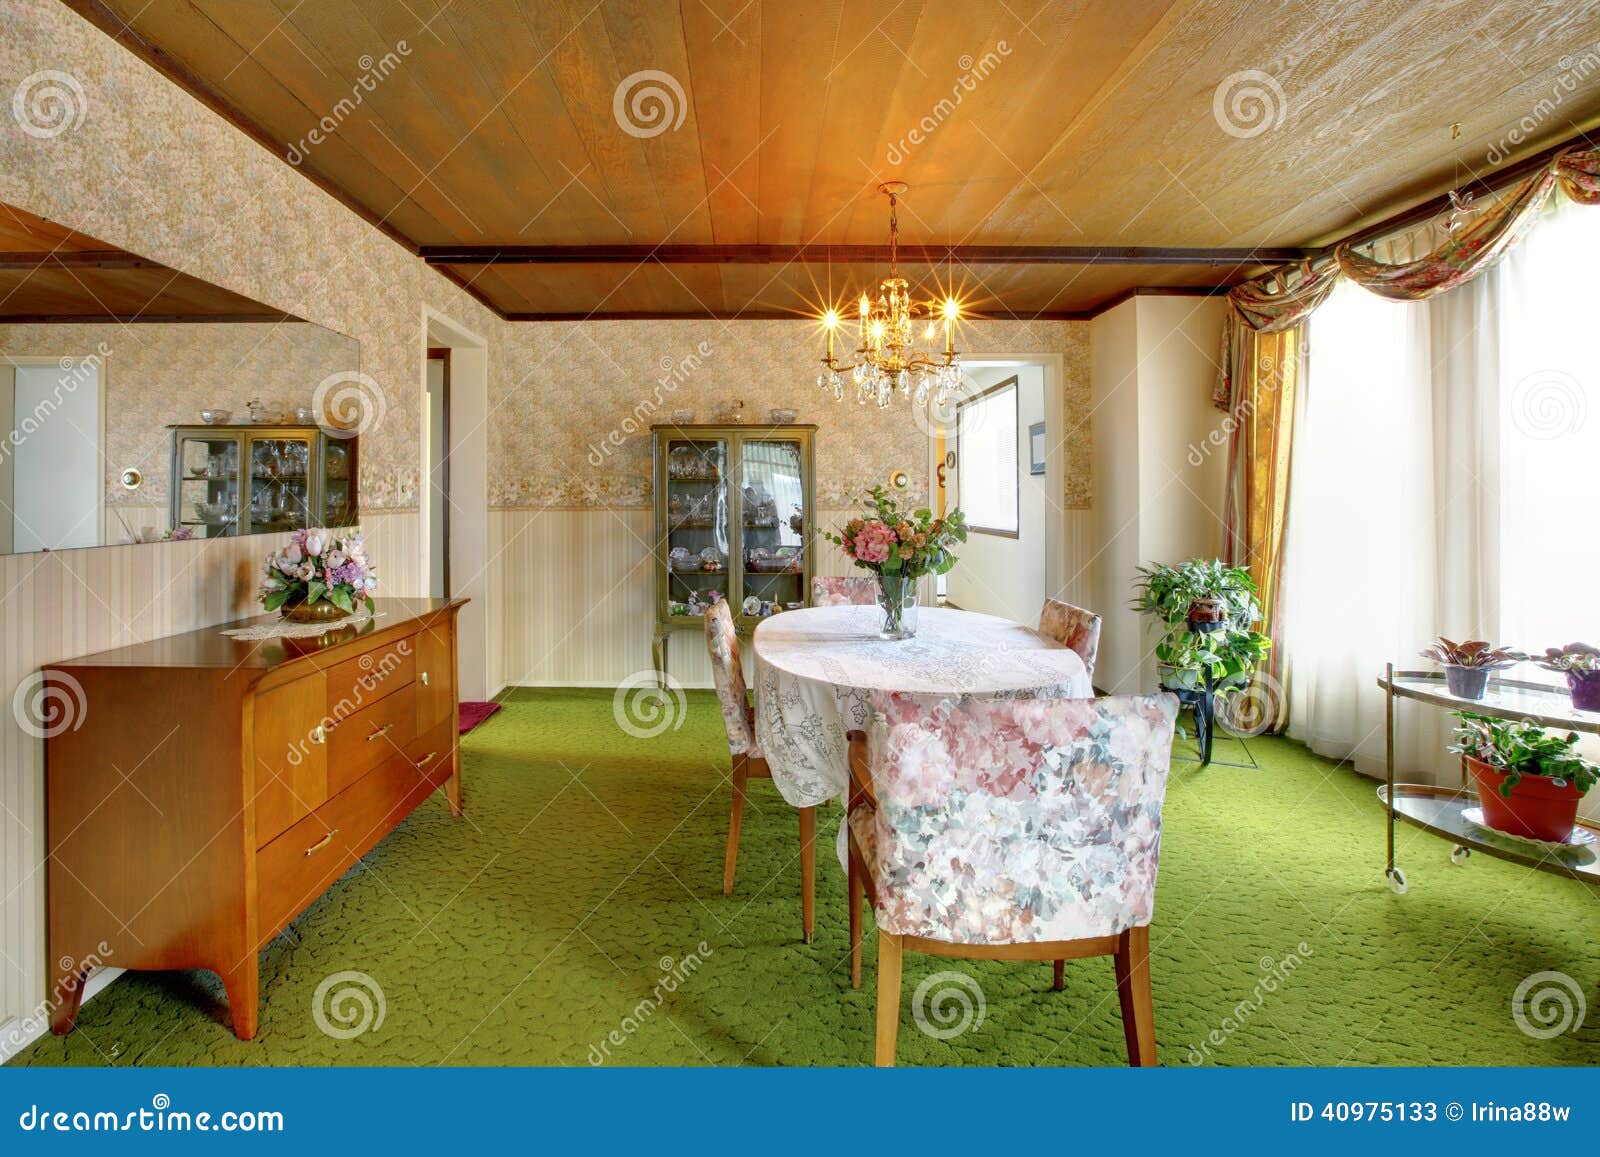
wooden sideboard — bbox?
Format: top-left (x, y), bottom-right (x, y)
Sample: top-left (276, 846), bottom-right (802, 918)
top-left (42, 597), bottom-right (466, 1040)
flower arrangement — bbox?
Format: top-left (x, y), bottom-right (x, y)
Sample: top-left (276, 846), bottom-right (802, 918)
top-left (824, 486), bottom-right (967, 639)
top-left (259, 528), bottom-right (378, 619)
top-left (825, 485), bottom-right (968, 579)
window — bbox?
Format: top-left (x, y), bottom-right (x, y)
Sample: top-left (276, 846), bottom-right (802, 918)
top-left (956, 376), bottom-right (1019, 536)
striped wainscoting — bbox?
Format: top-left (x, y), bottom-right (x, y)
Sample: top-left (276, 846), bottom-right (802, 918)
top-left (487, 507), bottom-right (1102, 694)
top-left (0, 510), bottom-right (420, 1047)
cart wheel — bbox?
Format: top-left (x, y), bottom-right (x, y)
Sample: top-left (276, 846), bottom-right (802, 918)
top-left (1385, 866), bottom-right (1409, 894)
top-left (1450, 845), bottom-right (1471, 865)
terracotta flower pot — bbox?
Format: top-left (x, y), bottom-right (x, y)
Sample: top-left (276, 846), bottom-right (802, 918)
top-left (1464, 755), bottom-right (1582, 843)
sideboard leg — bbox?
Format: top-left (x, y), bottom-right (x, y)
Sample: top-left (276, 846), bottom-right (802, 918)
top-left (48, 964), bottom-right (87, 1035)
top-left (445, 744), bottom-right (464, 817)
top-left (221, 959), bottom-right (260, 1041)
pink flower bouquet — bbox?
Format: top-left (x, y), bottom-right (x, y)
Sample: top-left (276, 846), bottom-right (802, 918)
top-left (259, 528), bottom-right (378, 616)
top-left (825, 486), bottom-right (968, 580)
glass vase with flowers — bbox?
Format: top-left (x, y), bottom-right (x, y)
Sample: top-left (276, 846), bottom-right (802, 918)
top-left (824, 486), bottom-right (967, 639)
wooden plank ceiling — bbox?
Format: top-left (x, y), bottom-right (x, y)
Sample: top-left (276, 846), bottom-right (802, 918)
top-left (67, 0), bottom-right (1600, 319)
top-left (0, 202), bottom-right (292, 322)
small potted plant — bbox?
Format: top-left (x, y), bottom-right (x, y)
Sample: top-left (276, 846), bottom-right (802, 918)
top-left (1537, 643), bottom-right (1600, 712)
top-left (824, 487), bottom-right (967, 640)
top-left (1418, 637), bottom-right (1524, 701)
top-left (1452, 712), bottom-right (1597, 842)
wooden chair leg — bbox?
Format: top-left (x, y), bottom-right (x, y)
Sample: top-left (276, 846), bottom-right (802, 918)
top-left (723, 756), bottom-right (750, 895)
top-left (1053, 959), bottom-right (1065, 991)
top-left (1114, 925), bottom-right (1157, 1066)
top-left (849, 846), bottom-right (863, 988)
top-left (798, 805), bottom-right (816, 943)
top-left (874, 932), bottom-right (904, 1067)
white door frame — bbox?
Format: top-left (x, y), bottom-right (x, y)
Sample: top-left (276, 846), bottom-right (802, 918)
top-left (934, 352), bottom-right (1066, 600)
top-left (420, 305), bottom-right (491, 700)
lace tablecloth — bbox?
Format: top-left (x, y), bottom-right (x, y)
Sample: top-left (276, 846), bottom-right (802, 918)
top-left (220, 611), bottom-right (383, 640)
top-left (751, 605), bottom-right (1091, 809)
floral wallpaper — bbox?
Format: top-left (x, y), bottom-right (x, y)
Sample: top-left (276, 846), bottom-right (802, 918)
top-left (0, 321), bottom-right (357, 512)
top-left (486, 317), bottom-right (1091, 512)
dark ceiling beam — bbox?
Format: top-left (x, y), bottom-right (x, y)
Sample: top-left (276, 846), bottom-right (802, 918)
top-left (0, 312), bottom-right (295, 323)
top-left (0, 250), bottom-right (161, 269)
top-left (423, 244), bottom-right (1312, 267)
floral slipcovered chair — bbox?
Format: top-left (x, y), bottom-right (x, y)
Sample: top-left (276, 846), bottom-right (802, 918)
top-left (1038, 597), bottom-right (1102, 681)
top-left (811, 575), bottom-right (878, 607)
top-left (704, 600), bottom-right (816, 941)
top-left (845, 688), bottom-right (1178, 1066)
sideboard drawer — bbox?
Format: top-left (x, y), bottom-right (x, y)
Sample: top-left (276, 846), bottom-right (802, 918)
top-left (255, 740), bottom-right (447, 940)
top-left (325, 635), bottom-right (416, 716)
top-left (406, 720), bottom-right (457, 789)
top-left (326, 682), bottom-right (417, 795)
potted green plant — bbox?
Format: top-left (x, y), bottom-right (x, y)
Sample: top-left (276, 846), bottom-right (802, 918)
top-left (1133, 560), bottom-right (1272, 694)
top-left (1452, 712), bottom-right (1597, 842)
top-left (1133, 560), bottom-right (1271, 762)
top-left (1418, 637), bottom-right (1524, 701)
top-left (1537, 643), bottom-right (1600, 713)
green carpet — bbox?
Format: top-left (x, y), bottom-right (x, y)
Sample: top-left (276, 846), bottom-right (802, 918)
top-left (9, 687), bottom-right (1596, 1067)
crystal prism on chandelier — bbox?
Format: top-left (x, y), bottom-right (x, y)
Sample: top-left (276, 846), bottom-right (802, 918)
top-left (815, 182), bottom-right (963, 409)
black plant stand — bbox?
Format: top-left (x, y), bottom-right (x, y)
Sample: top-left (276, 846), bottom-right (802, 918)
top-left (1164, 619), bottom-right (1228, 766)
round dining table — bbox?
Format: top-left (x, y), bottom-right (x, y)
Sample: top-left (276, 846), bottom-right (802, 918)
top-left (751, 604), bottom-right (1094, 810)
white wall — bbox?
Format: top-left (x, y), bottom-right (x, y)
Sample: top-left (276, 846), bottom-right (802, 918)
top-left (948, 364), bottom-right (1048, 624)
top-left (1090, 295), bottom-right (1228, 693)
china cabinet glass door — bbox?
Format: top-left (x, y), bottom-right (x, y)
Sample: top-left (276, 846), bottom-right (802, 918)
top-left (737, 437), bottom-right (805, 619)
top-left (320, 437), bottom-right (356, 525)
top-left (176, 433), bottom-right (241, 538)
top-left (663, 437), bottom-right (730, 617)
top-left (244, 434), bottom-right (312, 535)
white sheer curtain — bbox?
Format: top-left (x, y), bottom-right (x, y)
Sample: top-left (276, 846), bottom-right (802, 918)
top-left (1282, 194), bottom-right (1600, 784)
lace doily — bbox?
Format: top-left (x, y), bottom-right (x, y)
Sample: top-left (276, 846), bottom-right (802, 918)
top-left (221, 611), bottom-right (384, 641)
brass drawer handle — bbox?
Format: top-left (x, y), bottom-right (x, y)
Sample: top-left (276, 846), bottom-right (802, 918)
top-left (366, 723), bottom-right (395, 742)
top-left (415, 751), bottom-right (437, 768)
top-left (304, 829), bottom-right (340, 856)
top-left (420, 670), bottom-right (430, 687)
top-left (310, 725), bottom-right (326, 745)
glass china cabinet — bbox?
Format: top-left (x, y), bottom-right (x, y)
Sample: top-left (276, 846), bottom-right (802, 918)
top-left (169, 424), bottom-right (358, 538)
top-left (651, 423), bottom-right (816, 678)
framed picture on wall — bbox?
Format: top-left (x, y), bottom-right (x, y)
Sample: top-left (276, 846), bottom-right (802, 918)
top-left (1028, 421), bottom-right (1046, 475)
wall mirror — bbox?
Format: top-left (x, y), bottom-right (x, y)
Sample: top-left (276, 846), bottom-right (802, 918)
top-left (0, 201), bottom-right (360, 554)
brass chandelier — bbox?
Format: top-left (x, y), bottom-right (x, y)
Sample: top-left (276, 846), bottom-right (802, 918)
top-left (816, 182), bottom-right (963, 408)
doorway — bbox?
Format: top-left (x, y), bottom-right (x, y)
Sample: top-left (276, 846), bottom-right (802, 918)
top-left (422, 307), bottom-right (489, 701)
top-left (426, 348), bottom-right (450, 600)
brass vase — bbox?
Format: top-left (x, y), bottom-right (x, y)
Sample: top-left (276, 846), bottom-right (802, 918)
top-left (282, 597), bottom-right (351, 624)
